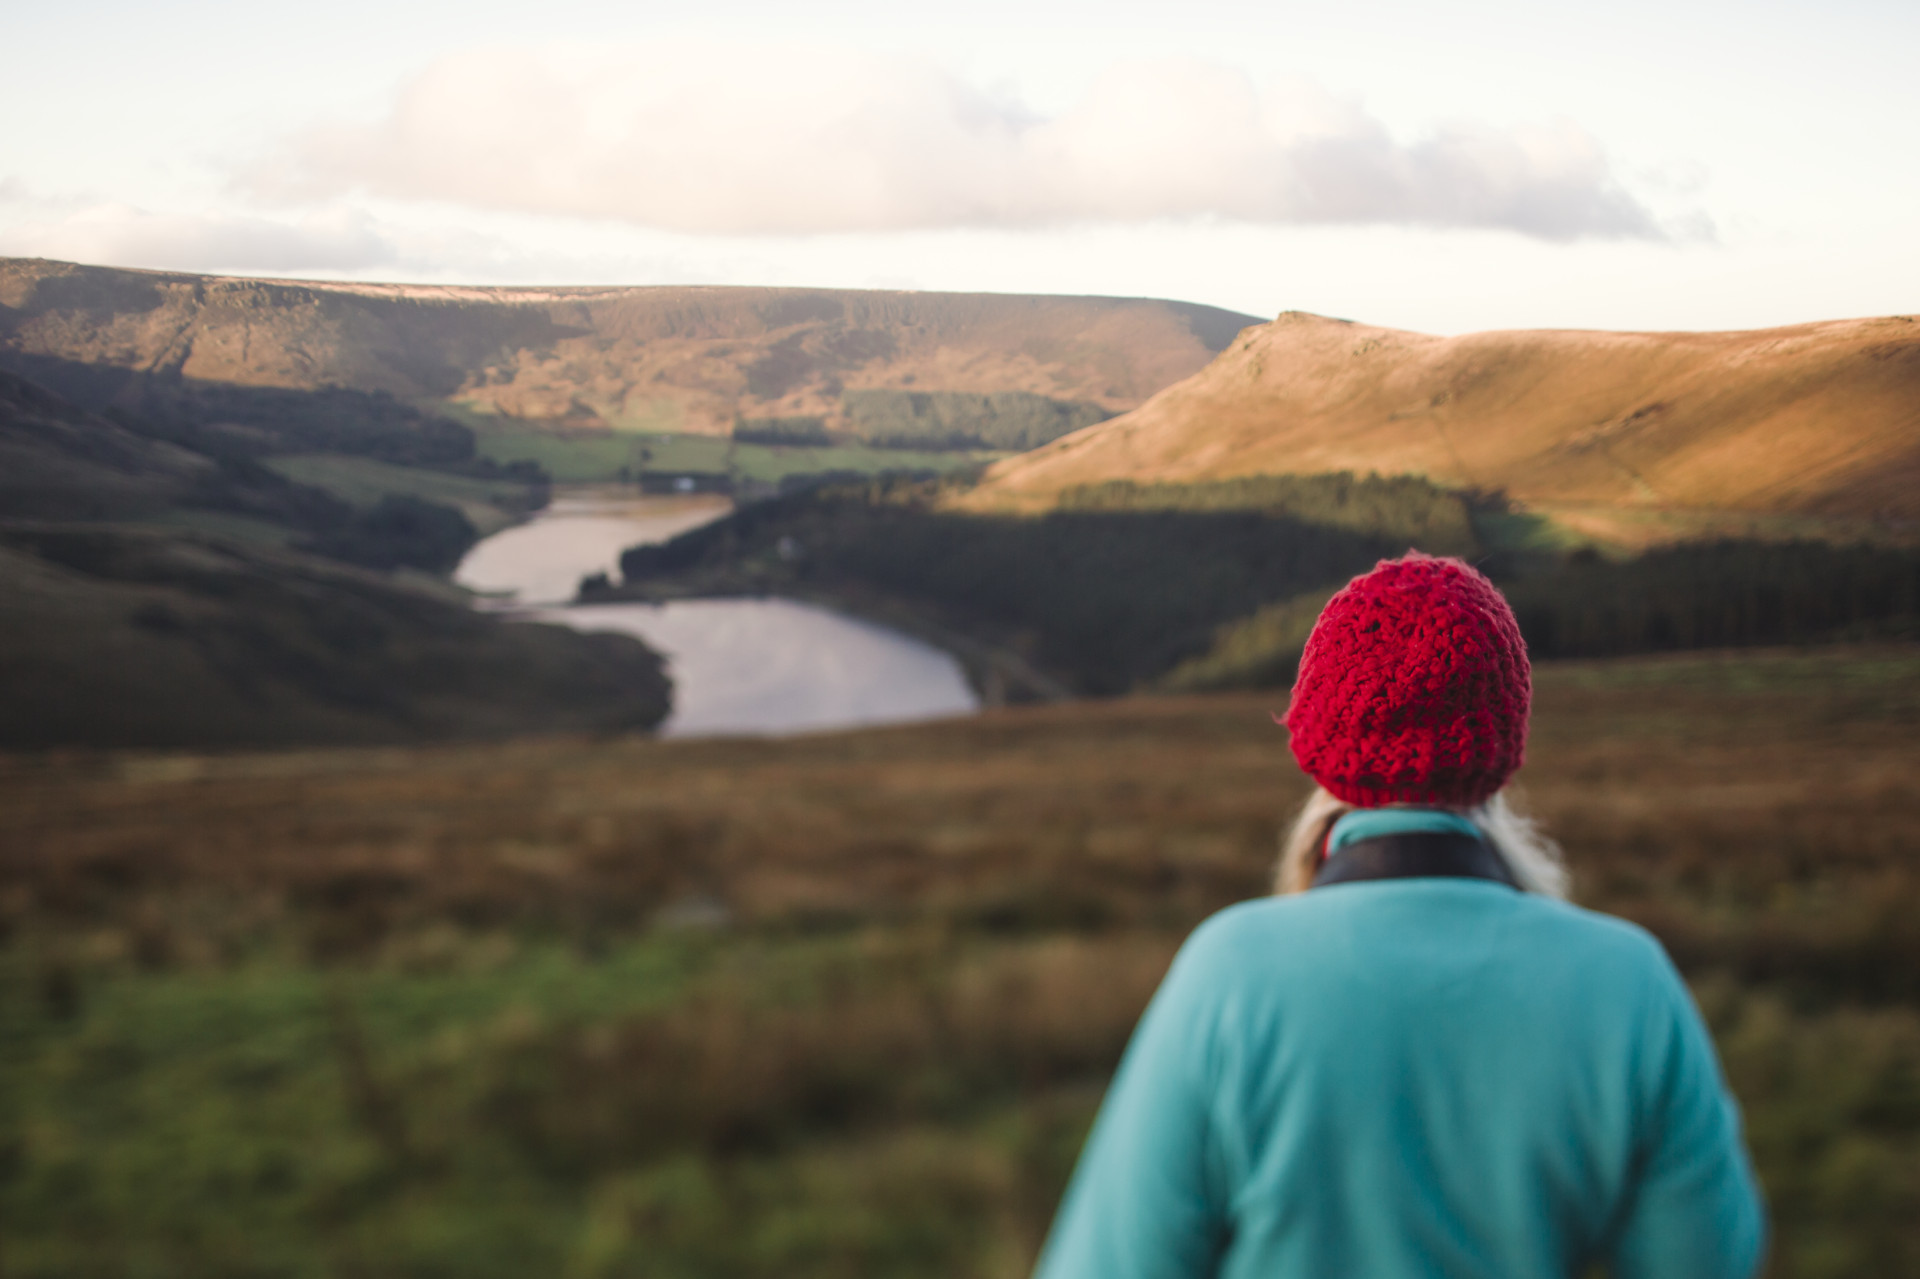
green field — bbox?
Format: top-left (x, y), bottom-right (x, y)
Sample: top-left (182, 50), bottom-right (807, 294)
top-left (468, 423), bottom-right (1000, 486)
top-left (266, 455), bottom-right (543, 537)
top-left (3, 646), bottom-right (1917, 1277)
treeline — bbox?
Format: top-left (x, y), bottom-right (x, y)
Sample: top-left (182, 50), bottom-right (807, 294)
top-left (1155, 589), bottom-right (1341, 694)
top-left (299, 495), bottom-right (479, 575)
top-left (733, 415), bottom-right (835, 447)
top-left (620, 476), bottom-right (1414, 695)
top-left (841, 390), bottom-right (1110, 452)
top-left (1507, 542), bottom-right (1920, 658)
top-left (730, 392), bottom-right (1113, 453)
top-left (1056, 474), bottom-right (1479, 555)
top-left (618, 474), bottom-right (1920, 696)
top-left (1160, 540), bottom-right (1920, 693)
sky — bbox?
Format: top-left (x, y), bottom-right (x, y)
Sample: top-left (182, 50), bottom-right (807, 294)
top-left (2, 0), bottom-right (1916, 333)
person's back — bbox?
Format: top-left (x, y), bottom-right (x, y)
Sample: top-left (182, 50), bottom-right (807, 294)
top-left (1031, 554), bottom-right (1765, 1279)
top-left (1035, 880), bottom-right (1765, 1279)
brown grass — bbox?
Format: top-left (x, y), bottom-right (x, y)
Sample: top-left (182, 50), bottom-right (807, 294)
top-left (967, 312), bottom-right (1920, 529)
top-left (4, 646), bottom-right (1914, 978)
top-left (3, 645), bottom-right (1917, 1278)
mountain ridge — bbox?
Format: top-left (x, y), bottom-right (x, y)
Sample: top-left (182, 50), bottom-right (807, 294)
top-left (964, 310), bottom-right (1920, 536)
top-left (0, 257), bottom-right (1259, 438)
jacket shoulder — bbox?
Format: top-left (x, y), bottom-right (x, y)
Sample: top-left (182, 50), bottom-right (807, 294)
top-left (1180, 891), bottom-right (1682, 986)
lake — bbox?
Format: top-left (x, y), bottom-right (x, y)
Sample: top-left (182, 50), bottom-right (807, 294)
top-left (454, 489), bottom-right (980, 737)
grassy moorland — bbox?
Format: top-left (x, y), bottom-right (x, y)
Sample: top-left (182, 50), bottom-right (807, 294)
top-left (2, 645), bottom-right (1916, 1278)
top-left (966, 311), bottom-right (1920, 528)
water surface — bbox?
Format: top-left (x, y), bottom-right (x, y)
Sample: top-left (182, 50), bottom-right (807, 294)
top-left (456, 492), bottom-right (731, 607)
top-left (454, 489), bottom-right (978, 737)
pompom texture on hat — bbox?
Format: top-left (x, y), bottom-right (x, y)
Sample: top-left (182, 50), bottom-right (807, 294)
top-left (1284, 552), bottom-right (1530, 808)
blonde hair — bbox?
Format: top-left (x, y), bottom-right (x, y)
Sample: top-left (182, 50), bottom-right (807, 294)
top-left (1275, 786), bottom-right (1570, 899)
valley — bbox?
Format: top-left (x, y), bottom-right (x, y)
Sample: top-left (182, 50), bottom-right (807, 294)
top-left (0, 257), bottom-right (1258, 486)
top-left (3, 256), bottom-right (1919, 1278)
top-left (0, 259), bottom-right (1259, 749)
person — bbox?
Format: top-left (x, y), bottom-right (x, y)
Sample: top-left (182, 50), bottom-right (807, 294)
top-left (1032, 552), bottom-right (1766, 1279)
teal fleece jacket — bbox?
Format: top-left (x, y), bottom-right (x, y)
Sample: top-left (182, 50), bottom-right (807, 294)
top-left (1033, 882), bottom-right (1766, 1279)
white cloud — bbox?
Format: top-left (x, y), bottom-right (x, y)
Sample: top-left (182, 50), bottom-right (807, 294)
top-left (244, 45), bottom-right (1667, 241)
top-left (0, 193), bottom-right (395, 273)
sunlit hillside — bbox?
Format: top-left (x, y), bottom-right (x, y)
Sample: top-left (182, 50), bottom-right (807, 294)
top-left (967, 312), bottom-right (1920, 543)
top-left (0, 257), bottom-right (1258, 441)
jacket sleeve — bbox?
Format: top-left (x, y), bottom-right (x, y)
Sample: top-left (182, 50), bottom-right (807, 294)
top-left (1031, 934), bottom-right (1231, 1279)
top-left (1607, 954), bottom-right (1768, 1279)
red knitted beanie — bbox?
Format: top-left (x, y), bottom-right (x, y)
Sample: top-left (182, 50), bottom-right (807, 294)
top-left (1283, 552), bottom-right (1530, 808)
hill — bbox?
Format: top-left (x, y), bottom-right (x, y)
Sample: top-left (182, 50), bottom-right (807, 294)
top-left (0, 521), bottom-right (671, 750)
top-left (965, 312), bottom-right (1920, 540)
top-left (0, 370), bottom-right (670, 749)
top-left (0, 364), bottom-right (218, 520)
top-left (0, 258), bottom-right (1259, 446)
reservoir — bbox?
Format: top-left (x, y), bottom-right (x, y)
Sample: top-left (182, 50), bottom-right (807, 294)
top-left (454, 490), bottom-right (980, 737)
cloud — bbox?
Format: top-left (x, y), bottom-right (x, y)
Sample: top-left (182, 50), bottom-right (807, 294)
top-left (244, 46), bottom-right (1666, 242)
top-left (0, 192), bottom-right (395, 273)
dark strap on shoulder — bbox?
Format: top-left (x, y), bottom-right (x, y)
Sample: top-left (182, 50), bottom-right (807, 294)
top-left (1312, 831), bottom-right (1520, 891)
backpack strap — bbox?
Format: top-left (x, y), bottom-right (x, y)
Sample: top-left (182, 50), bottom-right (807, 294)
top-left (1312, 831), bottom-right (1520, 891)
